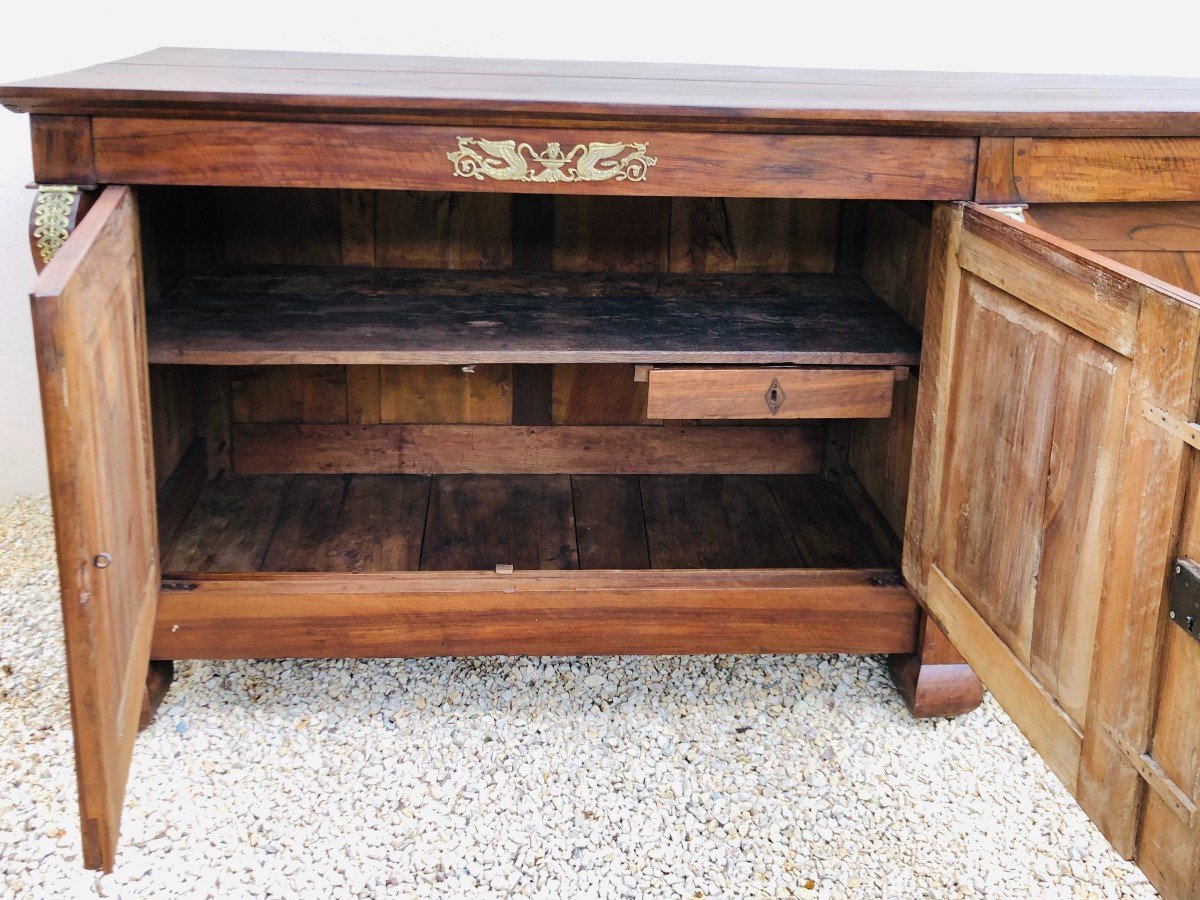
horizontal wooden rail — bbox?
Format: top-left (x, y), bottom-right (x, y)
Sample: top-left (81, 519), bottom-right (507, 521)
top-left (153, 568), bottom-right (918, 659)
top-left (91, 120), bottom-right (978, 198)
top-left (232, 424), bottom-right (824, 476)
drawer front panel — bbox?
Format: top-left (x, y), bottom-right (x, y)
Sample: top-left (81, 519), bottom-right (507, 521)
top-left (976, 137), bottom-right (1200, 203)
top-left (646, 367), bottom-right (896, 419)
top-left (89, 119), bottom-right (977, 199)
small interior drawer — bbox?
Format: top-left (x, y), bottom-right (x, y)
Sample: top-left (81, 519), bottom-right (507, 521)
top-left (645, 367), bottom-right (898, 420)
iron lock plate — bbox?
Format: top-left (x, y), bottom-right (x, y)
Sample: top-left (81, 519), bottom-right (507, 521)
top-left (1170, 558), bottom-right (1200, 641)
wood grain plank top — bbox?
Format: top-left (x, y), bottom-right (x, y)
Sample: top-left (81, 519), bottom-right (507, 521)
top-left (147, 268), bottom-right (921, 366)
top-left (4, 48), bottom-right (1200, 136)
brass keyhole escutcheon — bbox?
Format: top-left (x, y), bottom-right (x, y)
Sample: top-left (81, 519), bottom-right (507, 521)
top-left (764, 378), bottom-right (785, 415)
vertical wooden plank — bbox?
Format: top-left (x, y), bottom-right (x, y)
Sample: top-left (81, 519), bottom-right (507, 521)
top-left (510, 195), bottom-right (556, 425)
top-left (903, 204), bottom-right (965, 597)
top-left (640, 476), bottom-right (802, 569)
top-left (938, 277), bottom-right (1067, 661)
top-left (376, 191), bottom-right (512, 269)
top-left (261, 475), bottom-right (430, 572)
top-left (511, 195), bottom-right (554, 272)
top-left (850, 376), bottom-right (918, 538)
top-left (421, 475), bottom-right (577, 571)
top-left (339, 192), bottom-right (379, 428)
top-left (230, 366), bottom-right (348, 423)
top-left (572, 476), bottom-right (650, 569)
top-left (219, 187), bottom-right (342, 265)
top-left (552, 364), bottom-right (651, 424)
top-left (859, 201), bottom-right (932, 330)
top-left (974, 136), bottom-right (1028, 204)
top-left (850, 202), bottom-right (931, 539)
top-left (378, 365), bottom-right (513, 424)
top-left (1080, 291), bottom-right (1200, 856)
top-left (834, 200), bottom-right (867, 278)
top-left (1029, 336), bottom-right (1128, 726)
top-left (30, 115), bottom-right (97, 185)
top-left (346, 366), bottom-right (383, 425)
top-left (1137, 443), bottom-right (1200, 899)
top-left (1137, 624), bottom-right (1200, 896)
top-left (196, 367), bottom-right (233, 479)
top-left (553, 196), bottom-right (670, 272)
top-left (176, 187), bottom-right (225, 275)
top-left (339, 189), bottom-right (376, 266)
top-left (512, 365), bottom-right (553, 426)
top-left (769, 476), bottom-right (887, 568)
top-left (668, 198), bottom-right (839, 273)
top-left (155, 440), bottom-right (206, 553)
top-left (149, 365), bottom-right (196, 489)
top-left (161, 477), bottom-right (289, 572)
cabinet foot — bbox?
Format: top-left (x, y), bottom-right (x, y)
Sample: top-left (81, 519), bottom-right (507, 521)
top-left (889, 613), bottom-right (983, 719)
top-left (138, 661), bottom-right (175, 731)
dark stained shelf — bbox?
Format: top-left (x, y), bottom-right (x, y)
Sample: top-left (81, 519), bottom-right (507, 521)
top-left (147, 267), bottom-right (921, 366)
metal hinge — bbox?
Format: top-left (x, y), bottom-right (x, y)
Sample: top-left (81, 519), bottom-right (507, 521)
top-left (1143, 402), bottom-right (1200, 450)
top-left (1170, 558), bottom-right (1200, 642)
top-left (984, 204), bottom-right (1029, 223)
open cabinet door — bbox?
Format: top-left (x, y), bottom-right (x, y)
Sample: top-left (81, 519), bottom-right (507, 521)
top-left (31, 186), bottom-right (158, 872)
top-left (905, 202), bottom-right (1200, 897)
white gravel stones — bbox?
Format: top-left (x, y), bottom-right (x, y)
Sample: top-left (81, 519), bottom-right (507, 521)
top-left (0, 492), bottom-right (1157, 898)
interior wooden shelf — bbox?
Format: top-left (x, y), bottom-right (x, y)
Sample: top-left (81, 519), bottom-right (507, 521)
top-left (146, 268), bottom-right (921, 366)
top-left (161, 473), bottom-right (894, 575)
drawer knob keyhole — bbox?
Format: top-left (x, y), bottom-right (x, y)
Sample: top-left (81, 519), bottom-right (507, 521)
top-left (764, 378), bottom-right (785, 415)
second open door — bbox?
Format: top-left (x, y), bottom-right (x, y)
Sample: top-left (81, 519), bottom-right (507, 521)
top-left (905, 202), bottom-right (1200, 898)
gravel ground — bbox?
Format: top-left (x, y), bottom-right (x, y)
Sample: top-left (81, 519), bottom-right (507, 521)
top-left (0, 492), bottom-right (1158, 899)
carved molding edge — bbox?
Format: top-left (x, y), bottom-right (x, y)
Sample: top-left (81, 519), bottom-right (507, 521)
top-left (31, 185), bottom-right (80, 266)
top-left (447, 137), bottom-right (657, 184)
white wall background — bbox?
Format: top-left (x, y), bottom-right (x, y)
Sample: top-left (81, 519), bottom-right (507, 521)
top-left (2, 0), bottom-right (1200, 500)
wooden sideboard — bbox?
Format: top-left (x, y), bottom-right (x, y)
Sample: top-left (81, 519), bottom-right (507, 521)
top-left (6, 49), bottom-right (1200, 893)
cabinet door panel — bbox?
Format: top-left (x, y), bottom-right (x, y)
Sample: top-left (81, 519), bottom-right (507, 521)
top-left (905, 203), bottom-right (1200, 895)
top-left (31, 186), bottom-right (157, 872)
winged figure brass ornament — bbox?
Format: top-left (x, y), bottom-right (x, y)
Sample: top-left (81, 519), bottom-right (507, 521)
top-left (447, 138), bottom-right (657, 183)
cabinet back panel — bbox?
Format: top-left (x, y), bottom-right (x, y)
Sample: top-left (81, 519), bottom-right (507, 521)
top-left (155, 188), bottom-right (846, 433)
top-left (149, 188), bottom-right (843, 276)
top-left (140, 189), bottom-right (916, 486)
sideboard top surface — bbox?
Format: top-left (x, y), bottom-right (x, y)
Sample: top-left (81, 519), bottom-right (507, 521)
top-left (3, 47), bottom-right (1200, 136)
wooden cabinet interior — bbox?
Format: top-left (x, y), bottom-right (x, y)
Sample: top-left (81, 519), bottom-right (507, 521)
top-left (141, 188), bottom-right (924, 660)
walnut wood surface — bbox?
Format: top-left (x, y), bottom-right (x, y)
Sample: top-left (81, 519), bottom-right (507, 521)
top-left (147, 268), bottom-right (921, 366)
top-left (571, 476), bottom-right (650, 569)
top-left (646, 366), bottom-right (895, 419)
top-left (421, 475), bottom-right (577, 571)
top-left (29, 116), bottom-right (96, 186)
top-left (976, 138), bottom-right (1200, 203)
top-left (231, 424), bottom-right (823, 476)
top-left (904, 203), bottom-right (1200, 883)
top-left (888, 615), bottom-right (983, 718)
top-left (152, 568), bottom-right (917, 658)
top-left (5, 48), bottom-right (1200, 137)
top-left (84, 120), bottom-right (976, 199)
top-left (30, 187), bottom-right (157, 872)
